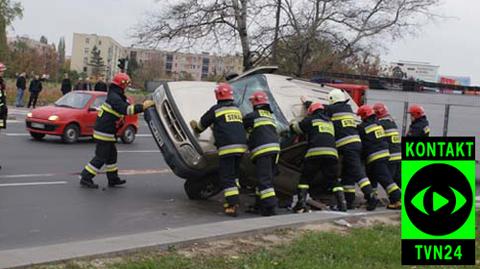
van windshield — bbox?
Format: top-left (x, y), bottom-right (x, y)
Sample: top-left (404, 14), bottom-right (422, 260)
top-left (231, 74), bottom-right (289, 133)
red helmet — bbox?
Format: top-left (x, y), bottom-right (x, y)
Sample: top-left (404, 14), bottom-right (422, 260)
top-left (373, 103), bottom-right (389, 118)
top-left (357, 105), bottom-right (375, 120)
top-left (111, 73), bottom-right (131, 90)
top-left (214, 83), bottom-right (234, 101)
top-left (307, 102), bottom-right (324, 115)
top-left (249, 91), bottom-right (269, 106)
top-left (408, 104), bottom-right (425, 119)
top-left (0, 63), bottom-right (6, 72)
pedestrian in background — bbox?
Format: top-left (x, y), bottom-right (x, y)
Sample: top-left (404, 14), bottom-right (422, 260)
top-left (74, 77), bottom-right (84, 91)
top-left (406, 104), bottom-right (430, 137)
top-left (94, 76), bottom-right (108, 92)
top-left (15, 72), bottom-right (27, 107)
top-left (60, 73), bottom-right (72, 95)
top-left (83, 77), bottom-right (93, 91)
top-left (27, 75), bottom-right (42, 109)
top-left (0, 63), bottom-right (8, 170)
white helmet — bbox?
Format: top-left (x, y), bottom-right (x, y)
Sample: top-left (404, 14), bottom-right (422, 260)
top-left (328, 89), bottom-right (347, 104)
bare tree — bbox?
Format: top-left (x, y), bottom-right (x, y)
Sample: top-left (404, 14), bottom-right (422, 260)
top-left (135, 0), bottom-right (439, 74)
top-left (279, 0), bottom-right (440, 76)
top-left (134, 0), bottom-right (280, 71)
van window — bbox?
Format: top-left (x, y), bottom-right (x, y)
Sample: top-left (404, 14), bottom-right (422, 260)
top-left (231, 74), bottom-right (288, 132)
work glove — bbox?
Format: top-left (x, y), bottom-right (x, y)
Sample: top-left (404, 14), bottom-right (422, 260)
top-left (143, 100), bottom-right (155, 110)
top-left (190, 120), bottom-right (201, 135)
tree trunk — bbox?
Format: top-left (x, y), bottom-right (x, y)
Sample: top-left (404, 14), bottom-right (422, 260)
top-left (0, 15), bottom-right (8, 62)
top-left (232, 0), bottom-right (252, 71)
top-left (271, 0), bottom-right (282, 65)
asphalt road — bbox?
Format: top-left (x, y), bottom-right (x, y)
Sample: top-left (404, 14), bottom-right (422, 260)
top-left (0, 108), bottom-right (251, 251)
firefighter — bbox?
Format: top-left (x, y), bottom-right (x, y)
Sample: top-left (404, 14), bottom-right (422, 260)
top-left (324, 89), bottom-right (377, 211)
top-left (0, 63), bottom-right (7, 170)
top-left (407, 104), bottom-right (430, 137)
top-left (357, 105), bottom-right (401, 210)
top-left (290, 102), bottom-right (347, 213)
top-left (190, 83), bottom-right (247, 217)
top-left (373, 103), bottom-right (401, 187)
top-left (243, 91), bottom-right (280, 216)
top-left (79, 73), bottom-right (155, 188)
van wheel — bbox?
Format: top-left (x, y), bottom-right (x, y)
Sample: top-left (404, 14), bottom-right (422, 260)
top-left (30, 132), bottom-right (45, 140)
top-left (62, 124), bottom-right (79, 144)
top-left (121, 125), bottom-right (136, 144)
top-left (184, 177), bottom-right (222, 200)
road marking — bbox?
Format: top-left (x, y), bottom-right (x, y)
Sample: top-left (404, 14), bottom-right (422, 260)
top-left (136, 134), bottom-right (152, 137)
top-left (3, 133), bottom-right (29, 136)
top-left (0, 169), bottom-right (171, 179)
top-left (0, 181), bottom-right (67, 187)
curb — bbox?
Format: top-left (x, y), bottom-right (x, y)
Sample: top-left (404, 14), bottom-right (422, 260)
top-left (0, 210), bottom-right (397, 269)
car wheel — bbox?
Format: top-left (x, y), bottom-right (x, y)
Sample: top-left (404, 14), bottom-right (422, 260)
top-left (62, 124), bottom-right (79, 144)
top-left (30, 132), bottom-right (45, 141)
top-left (184, 177), bottom-right (222, 200)
top-left (120, 125), bottom-right (136, 144)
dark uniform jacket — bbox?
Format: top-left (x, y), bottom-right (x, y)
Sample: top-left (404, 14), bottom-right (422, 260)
top-left (0, 77), bottom-right (7, 129)
top-left (243, 105), bottom-right (280, 160)
top-left (324, 101), bottom-right (362, 148)
top-left (198, 100), bottom-right (247, 156)
top-left (357, 115), bottom-right (390, 165)
top-left (93, 84), bottom-right (143, 142)
top-left (407, 116), bottom-right (430, 137)
top-left (292, 110), bottom-right (338, 159)
top-left (378, 116), bottom-right (401, 162)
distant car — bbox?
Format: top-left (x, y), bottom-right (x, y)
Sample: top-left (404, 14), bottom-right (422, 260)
top-left (26, 91), bottom-right (139, 144)
top-left (144, 67), bottom-right (358, 200)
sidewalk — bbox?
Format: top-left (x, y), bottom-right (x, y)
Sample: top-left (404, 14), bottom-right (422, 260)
top-left (0, 210), bottom-right (396, 269)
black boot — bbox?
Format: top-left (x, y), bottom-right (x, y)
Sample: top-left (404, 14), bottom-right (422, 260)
top-left (292, 189), bottom-right (310, 213)
top-left (108, 177), bottom-right (126, 187)
top-left (331, 191), bottom-right (347, 212)
top-left (345, 192), bottom-right (356, 209)
top-left (366, 192), bottom-right (378, 211)
top-left (80, 177), bottom-right (99, 189)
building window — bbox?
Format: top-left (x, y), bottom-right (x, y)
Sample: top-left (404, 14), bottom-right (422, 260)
top-left (83, 57), bottom-right (88, 64)
top-left (83, 67), bottom-right (87, 72)
top-left (202, 58), bottom-right (210, 65)
top-left (166, 62), bottom-right (172, 71)
top-left (84, 48), bottom-right (89, 54)
top-left (98, 40), bottom-right (102, 46)
top-left (86, 38), bottom-right (90, 44)
top-left (166, 54), bottom-right (173, 62)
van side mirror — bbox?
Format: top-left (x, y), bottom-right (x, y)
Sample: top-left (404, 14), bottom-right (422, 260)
top-left (88, 107), bottom-right (98, 112)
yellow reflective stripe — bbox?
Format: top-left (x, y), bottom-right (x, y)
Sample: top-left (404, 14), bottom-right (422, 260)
top-left (253, 120), bottom-right (276, 128)
top-left (291, 121), bottom-right (303, 134)
top-left (224, 189), bottom-right (239, 197)
top-left (251, 146), bottom-right (281, 159)
top-left (387, 184), bottom-right (400, 194)
top-left (365, 125), bottom-right (383, 134)
top-left (85, 165), bottom-right (97, 176)
top-left (336, 136), bottom-right (361, 148)
top-left (344, 188), bottom-right (356, 193)
top-left (359, 180), bottom-right (371, 189)
top-left (331, 115), bottom-right (355, 121)
top-left (332, 187), bottom-right (344, 192)
top-left (219, 147), bottom-right (247, 156)
top-left (260, 189), bottom-right (276, 200)
top-left (389, 155), bottom-right (402, 161)
top-left (105, 165), bottom-right (118, 172)
top-left (384, 131), bottom-right (400, 137)
top-left (101, 104), bottom-right (122, 118)
top-left (93, 133), bottom-right (116, 142)
top-left (215, 109), bottom-right (241, 118)
top-left (298, 184), bottom-right (309, 189)
top-left (305, 150), bottom-right (338, 158)
top-left (367, 151), bottom-right (390, 164)
top-left (127, 105), bottom-right (135, 115)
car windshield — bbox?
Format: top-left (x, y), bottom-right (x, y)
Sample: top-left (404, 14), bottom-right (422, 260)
top-left (55, 92), bottom-right (92, 109)
top-left (231, 74), bottom-right (289, 132)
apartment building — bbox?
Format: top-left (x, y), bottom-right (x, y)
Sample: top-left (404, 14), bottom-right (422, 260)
top-left (128, 48), bottom-right (243, 81)
top-left (71, 33), bottom-right (126, 80)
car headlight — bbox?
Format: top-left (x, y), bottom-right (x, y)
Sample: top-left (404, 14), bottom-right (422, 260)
top-left (27, 112), bottom-right (33, 118)
top-left (48, 115), bottom-right (59, 121)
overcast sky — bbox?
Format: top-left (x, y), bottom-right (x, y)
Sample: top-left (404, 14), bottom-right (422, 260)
top-left (9, 0), bottom-right (480, 84)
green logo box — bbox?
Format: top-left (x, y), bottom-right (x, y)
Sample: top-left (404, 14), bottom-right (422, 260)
top-left (401, 137), bottom-right (476, 265)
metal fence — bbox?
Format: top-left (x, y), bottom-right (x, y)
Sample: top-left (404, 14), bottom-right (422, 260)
top-left (366, 89), bottom-right (480, 178)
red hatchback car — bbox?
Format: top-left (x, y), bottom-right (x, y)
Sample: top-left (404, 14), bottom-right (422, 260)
top-left (26, 91), bottom-right (139, 144)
